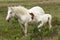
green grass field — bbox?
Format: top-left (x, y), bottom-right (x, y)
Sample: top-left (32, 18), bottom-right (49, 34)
top-left (0, 2), bottom-right (60, 40)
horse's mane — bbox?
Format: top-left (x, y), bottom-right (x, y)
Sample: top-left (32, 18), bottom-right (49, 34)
top-left (9, 6), bottom-right (28, 15)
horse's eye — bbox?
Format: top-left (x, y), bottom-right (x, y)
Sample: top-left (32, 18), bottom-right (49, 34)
top-left (10, 12), bottom-right (12, 14)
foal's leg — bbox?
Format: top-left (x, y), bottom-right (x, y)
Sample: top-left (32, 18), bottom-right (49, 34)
top-left (38, 22), bottom-right (44, 31)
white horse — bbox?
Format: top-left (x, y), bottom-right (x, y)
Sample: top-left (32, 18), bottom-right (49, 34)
top-left (6, 6), bottom-right (32, 36)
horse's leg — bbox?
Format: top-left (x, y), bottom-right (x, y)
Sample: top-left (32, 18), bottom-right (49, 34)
top-left (24, 23), bottom-right (28, 36)
top-left (19, 23), bottom-right (25, 35)
top-left (38, 22), bottom-right (44, 31)
top-left (18, 19), bottom-right (25, 35)
top-left (48, 16), bottom-right (52, 29)
top-left (48, 18), bottom-right (52, 29)
top-left (19, 22), bottom-right (28, 36)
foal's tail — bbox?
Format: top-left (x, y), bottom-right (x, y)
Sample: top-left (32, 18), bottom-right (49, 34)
top-left (48, 14), bottom-right (52, 29)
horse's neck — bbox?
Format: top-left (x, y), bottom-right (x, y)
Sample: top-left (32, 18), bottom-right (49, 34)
top-left (13, 7), bottom-right (28, 15)
top-left (12, 7), bottom-right (31, 21)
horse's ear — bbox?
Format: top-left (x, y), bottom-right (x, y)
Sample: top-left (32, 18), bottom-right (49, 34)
top-left (8, 7), bottom-right (13, 11)
top-left (10, 7), bottom-right (13, 10)
top-left (8, 6), bottom-right (12, 9)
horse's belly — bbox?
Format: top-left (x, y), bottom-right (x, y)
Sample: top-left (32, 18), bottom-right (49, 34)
top-left (42, 17), bottom-right (48, 23)
top-left (37, 16), bottom-right (48, 23)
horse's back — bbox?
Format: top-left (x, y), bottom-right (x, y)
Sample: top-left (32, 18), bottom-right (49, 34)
top-left (28, 6), bottom-right (45, 15)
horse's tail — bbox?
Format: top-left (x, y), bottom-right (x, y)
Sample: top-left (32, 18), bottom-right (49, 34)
top-left (48, 14), bottom-right (52, 29)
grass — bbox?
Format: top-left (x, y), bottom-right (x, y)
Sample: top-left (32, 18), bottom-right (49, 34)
top-left (0, 0), bottom-right (43, 3)
top-left (0, 0), bottom-right (60, 3)
top-left (0, 3), bottom-right (60, 40)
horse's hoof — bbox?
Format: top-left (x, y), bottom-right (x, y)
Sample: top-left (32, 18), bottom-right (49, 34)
top-left (22, 32), bottom-right (25, 36)
top-left (25, 34), bottom-right (27, 36)
top-left (38, 29), bottom-right (41, 32)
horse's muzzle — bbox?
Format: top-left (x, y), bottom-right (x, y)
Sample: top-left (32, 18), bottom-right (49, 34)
top-left (6, 17), bottom-right (11, 22)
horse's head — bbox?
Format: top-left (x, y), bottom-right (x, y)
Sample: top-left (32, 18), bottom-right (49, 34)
top-left (6, 7), bottom-right (15, 22)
